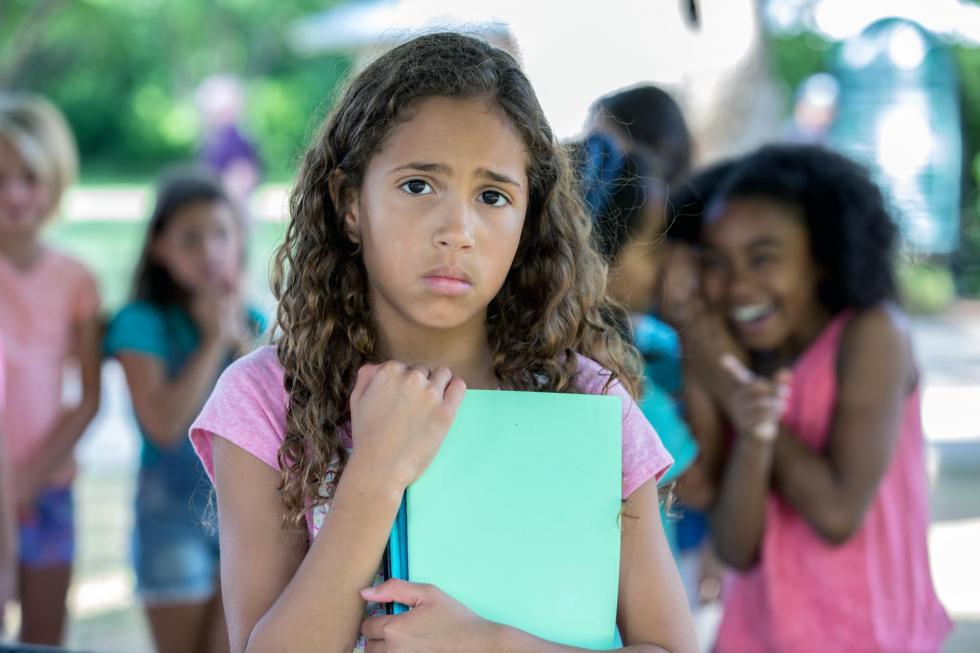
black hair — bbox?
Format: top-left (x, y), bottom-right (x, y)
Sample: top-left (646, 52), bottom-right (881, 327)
top-left (131, 166), bottom-right (236, 307)
top-left (671, 144), bottom-right (898, 313)
top-left (592, 85), bottom-right (692, 187)
top-left (664, 158), bottom-right (739, 244)
top-left (576, 132), bottom-right (651, 262)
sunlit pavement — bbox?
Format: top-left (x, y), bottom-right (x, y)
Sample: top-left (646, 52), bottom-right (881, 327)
top-left (915, 304), bottom-right (980, 653)
top-left (33, 301), bottom-right (980, 652)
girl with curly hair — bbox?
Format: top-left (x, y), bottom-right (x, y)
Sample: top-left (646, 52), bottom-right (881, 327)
top-left (188, 32), bottom-right (697, 653)
top-left (664, 144), bottom-right (951, 652)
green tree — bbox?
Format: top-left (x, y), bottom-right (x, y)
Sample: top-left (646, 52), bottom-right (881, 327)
top-left (1, 0), bottom-right (351, 179)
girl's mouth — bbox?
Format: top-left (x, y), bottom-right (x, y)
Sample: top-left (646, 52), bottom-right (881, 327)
top-left (731, 302), bottom-right (776, 329)
top-left (422, 275), bottom-right (473, 296)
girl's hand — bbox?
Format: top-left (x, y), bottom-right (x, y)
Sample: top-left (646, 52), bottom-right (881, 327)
top-left (719, 354), bottom-right (791, 443)
top-left (360, 580), bottom-right (496, 653)
top-left (657, 243), bottom-right (703, 327)
top-left (349, 362), bottom-right (466, 491)
top-left (191, 280), bottom-right (245, 347)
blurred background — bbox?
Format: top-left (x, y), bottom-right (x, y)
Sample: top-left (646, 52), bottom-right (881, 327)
top-left (2, 0), bottom-right (979, 651)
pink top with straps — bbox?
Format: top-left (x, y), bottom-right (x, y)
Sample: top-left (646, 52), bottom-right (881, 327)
top-left (714, 310), bottom-right (951, 653)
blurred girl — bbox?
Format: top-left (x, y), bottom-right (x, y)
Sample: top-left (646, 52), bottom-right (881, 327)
top-left (675, 144), bottom-right (951, 652)
top-left (578, 128), bottom-right (698, 559)
top-left (105, 168), bottom-right (263, 653)
top-left (189, 33), bottom-right (697, 652)
top-left (0, 93), bottom-right (101, 645)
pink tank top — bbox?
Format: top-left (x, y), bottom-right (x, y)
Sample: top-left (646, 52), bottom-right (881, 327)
top-left (715, 310), bottom-right (951, 653)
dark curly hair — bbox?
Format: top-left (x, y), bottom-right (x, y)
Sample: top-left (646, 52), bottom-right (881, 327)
top-left (667, 144), bottom-right (898, 314)
top-left (663, 159), bottom-right (738, 244)
top-left (272, 32), bottom-right (641, 528)
top-left (718, 144), bottom-right (897, 312)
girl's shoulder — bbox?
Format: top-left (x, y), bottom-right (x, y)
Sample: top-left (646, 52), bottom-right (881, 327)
top-left (572, 353), bottom-right (675, 496)
top-left (36, 247), bottom-right (97, 287)
top-left (572, 352), bottom-right (632, 399)
top-left (190, 345), bottom-right (288, 482)
top-left (105, 301), bottom-right (171, 358)
top-left (837, 302), bottom-right (915, 386)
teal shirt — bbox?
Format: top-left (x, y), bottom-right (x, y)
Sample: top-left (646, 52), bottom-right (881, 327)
top-left (104, 301), bottom-right (266, 475)
top-left (632, 314), bottom-right (698, 560)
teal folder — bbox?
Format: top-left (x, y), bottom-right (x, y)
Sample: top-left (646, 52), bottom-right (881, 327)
top-left (388, 389), bottom-right (622, 649)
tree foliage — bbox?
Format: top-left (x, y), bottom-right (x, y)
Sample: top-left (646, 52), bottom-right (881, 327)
top-left (0, 0), bottom-right (351, 179)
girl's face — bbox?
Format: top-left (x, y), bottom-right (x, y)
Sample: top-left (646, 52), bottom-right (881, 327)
top-left (700, 197), bottom-right (825, 353)
top-left (151, 200), bottom-right (241, 295)
top-left (0, 137), bottom-right (52, 239)
top-left (346, 96), bottom-right (528, 335)
top-left (608, 205), bottom-right (665, 313)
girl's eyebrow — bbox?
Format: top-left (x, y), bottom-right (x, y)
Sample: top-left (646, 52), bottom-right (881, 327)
top-left (389, 162), bottom-right (523, 189)
top-left (476, 167), bottom-right (523, 189)
top-left (747, 236), bottom-right (781, 249)
top-left (390, 161), bottom-right (452, 176)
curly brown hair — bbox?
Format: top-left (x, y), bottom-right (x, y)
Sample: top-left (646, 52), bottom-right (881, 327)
top-left (271, 32), bottom-right (642, 528)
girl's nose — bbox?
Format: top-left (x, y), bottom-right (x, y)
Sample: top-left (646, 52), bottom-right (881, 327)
top-left (728, 270), bottom-right (759, 303)
top-left (433, 200), bottom-right (475, 250)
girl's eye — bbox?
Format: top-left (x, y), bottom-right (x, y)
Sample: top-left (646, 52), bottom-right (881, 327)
top-left (478, 190), bottom-right (509, 207)
top-left (751, 254), bottom-right (776, 267)
top-left (700, 254), bottom-right (724, 271)
top-left (400, 179), bottom-right (433, 195)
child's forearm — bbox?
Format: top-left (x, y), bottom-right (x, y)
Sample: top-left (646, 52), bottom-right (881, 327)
top-left (21, 397), bottom-right (99, 492)
top-left (135, 339), bottom-right (230, 447)
top-left (245, 458), bottom-right (403, 653)
top-left (708, 436), bottom-right (773, 571)
top-left (771, 430), bottom-right (860, 545)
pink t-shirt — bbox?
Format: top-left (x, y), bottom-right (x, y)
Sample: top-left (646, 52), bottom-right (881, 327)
top-left (191, 345), bottom-right (673, 536)
top-left (0, 248), bottom-right (100, 487)
top-left (715, 311), bottom-right (952, 653)
top-left (0, 337), bottom-right (5, 414)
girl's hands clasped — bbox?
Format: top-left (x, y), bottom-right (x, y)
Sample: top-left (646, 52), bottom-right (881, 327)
top-left (349, 361), bottom-right (467, 491)
top-left (719, 354), bottom-right (792, 443)
top-left (360, 579), bottom-right (496, 653)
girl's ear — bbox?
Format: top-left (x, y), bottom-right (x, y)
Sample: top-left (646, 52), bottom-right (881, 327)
top-left (328, 168), bottom-right (361, 244)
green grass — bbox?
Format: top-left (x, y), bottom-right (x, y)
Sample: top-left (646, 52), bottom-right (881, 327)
top-left (47, 220), bottom-right (288, 315)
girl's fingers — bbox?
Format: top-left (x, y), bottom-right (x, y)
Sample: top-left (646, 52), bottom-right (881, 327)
top-left (774, 368), bottom-right (793, 397)
top-left (444, 375), bottom-right (467, 411)
top-left (429, 367), bottom-right (454, 394)
top-left (352, 364), bottom-right (382, 404)
top-left (405, 364), bottom-right (431, 379)
top-left (720, 353), bottom-right (754, 385)
top-left (753, 421), bottom-right (778, 442)
top-left (361, 613), bottom-right (395, 640)
top-left (361, 578), bottom-right (432, 607)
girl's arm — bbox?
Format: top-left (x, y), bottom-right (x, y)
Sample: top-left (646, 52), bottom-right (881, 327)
top-left (117, 337), bottom-right (233, 447)
top-left (699, 358), bottom-right (788, 571)
top-left (214, 362), bottom-right (466, 653)
top-left (0, 423), bottom-right (17, 605)
top-left (361, 477), bottom-right (698, 653)
top-left (17, 312), bottom-right (101, 502)
top-left (117, 290), bottom-right (248, 448)
top-left (770, 305), bottom-right (911, 545)
top-left (212, 436), bottom-right (400, 653)
top-left (675, 366), bottom-right (771, 570)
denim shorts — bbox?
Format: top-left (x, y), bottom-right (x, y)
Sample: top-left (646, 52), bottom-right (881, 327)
top-left (132, 466), bottom-right (219, 605)
top-left (19, 486), bottom-right (75, 567)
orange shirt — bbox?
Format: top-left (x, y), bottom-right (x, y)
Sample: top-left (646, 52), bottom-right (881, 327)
top-left (0, 247), bottom-right (100, 487)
